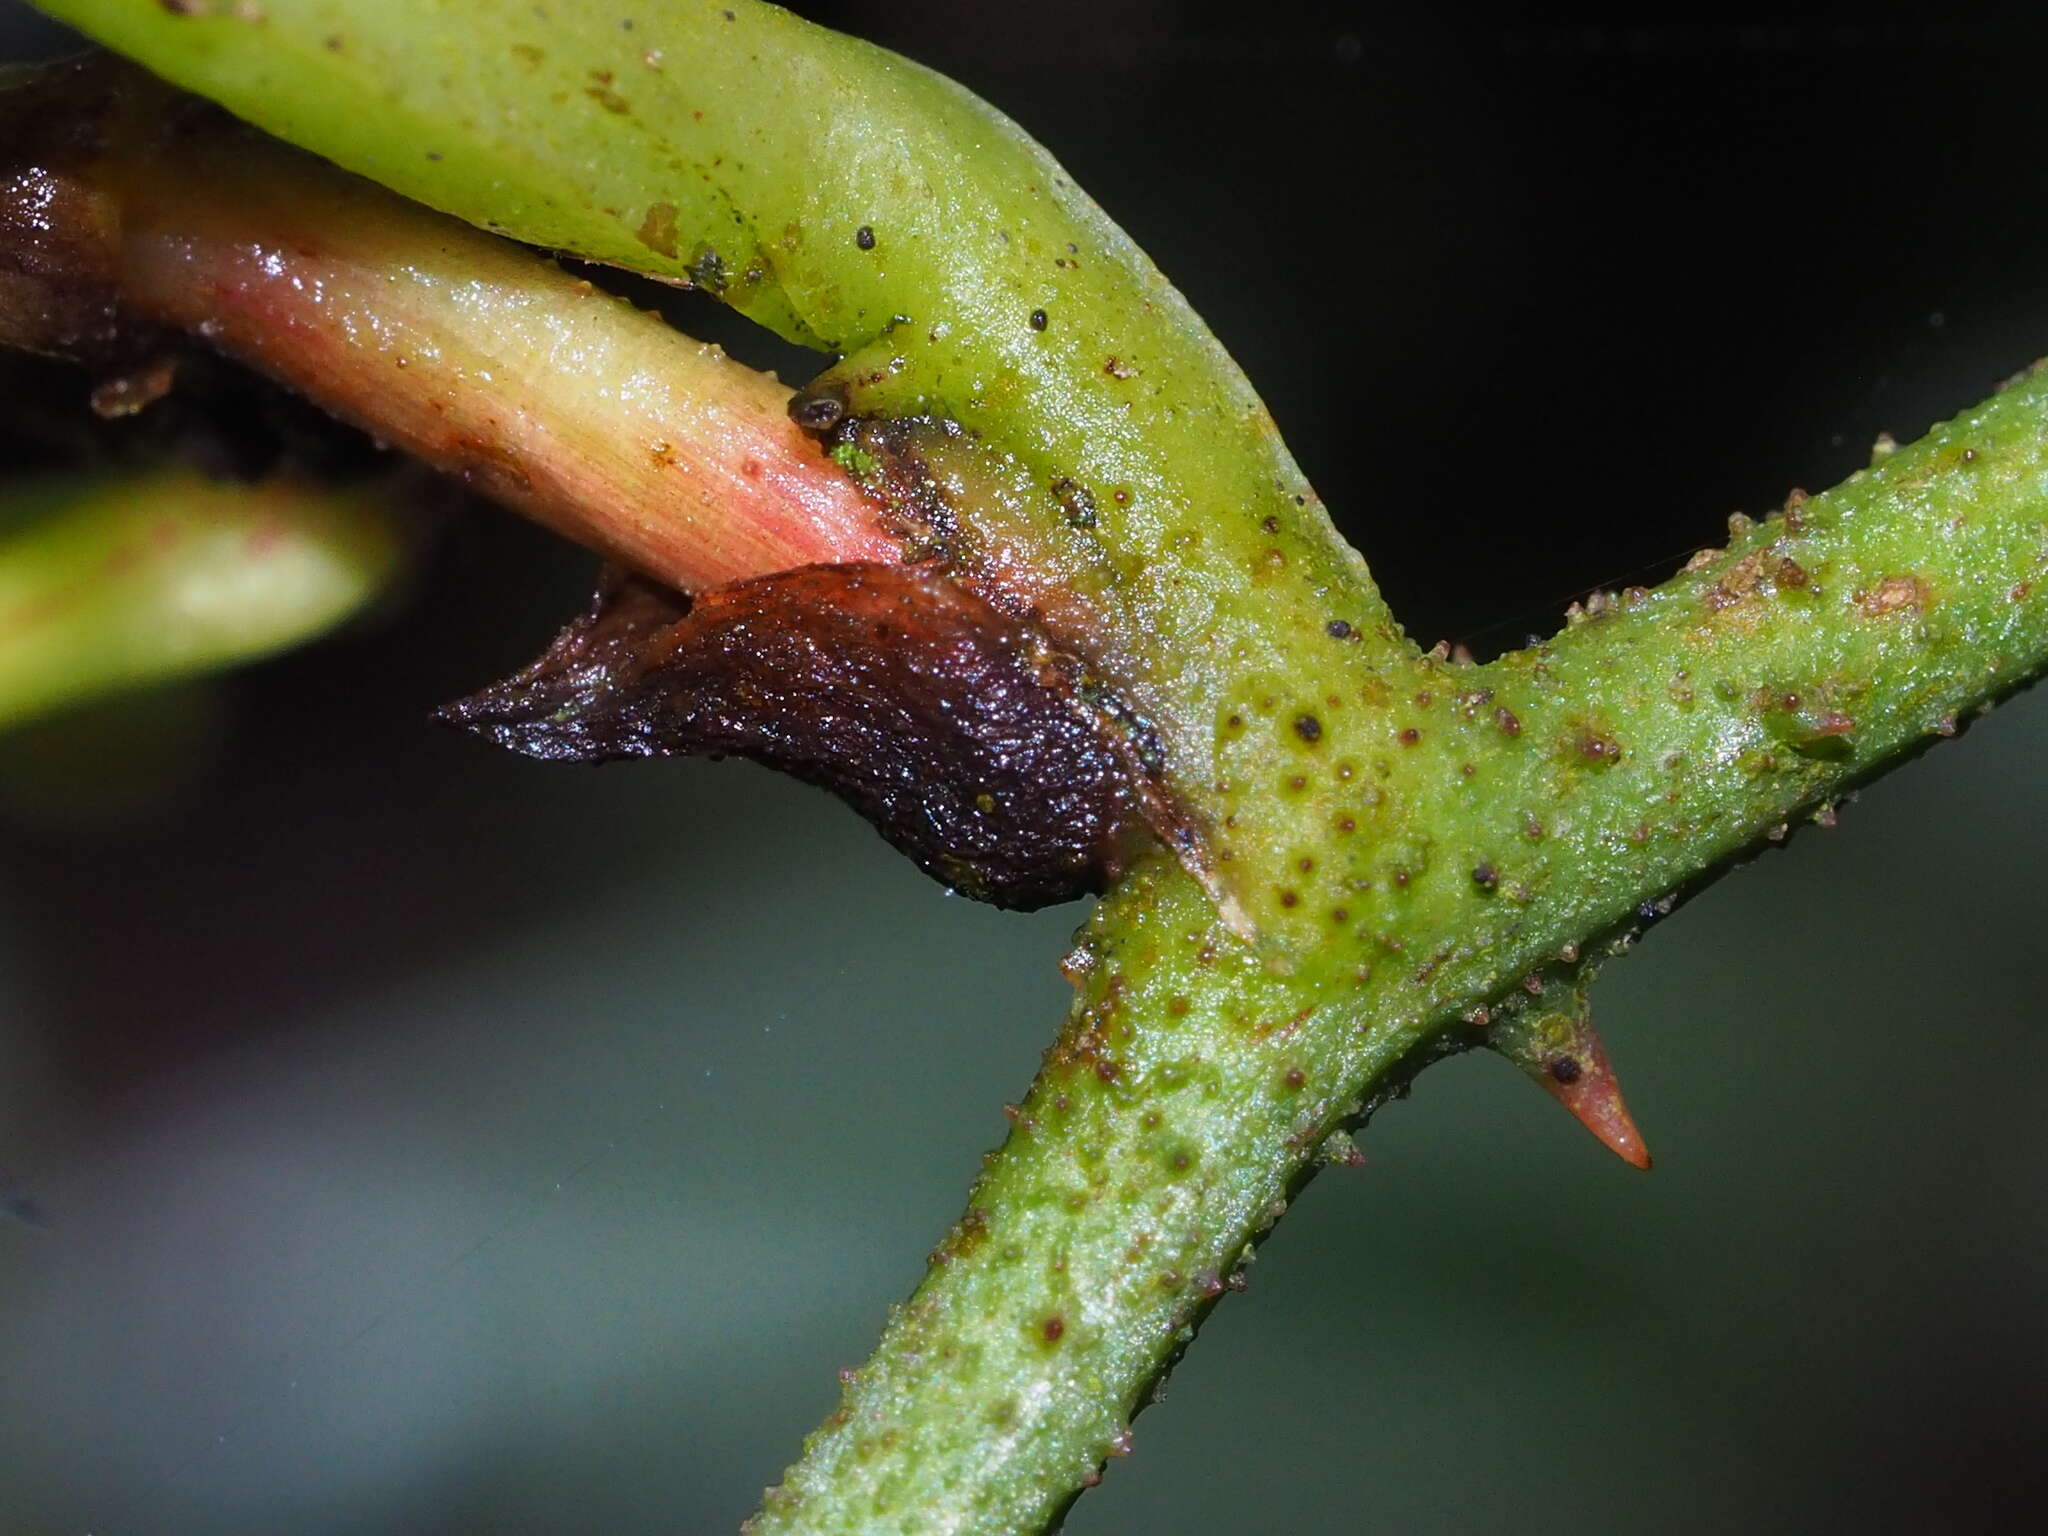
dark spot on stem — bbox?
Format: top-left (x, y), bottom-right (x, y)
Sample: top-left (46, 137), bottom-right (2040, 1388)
top-left (789, 389), bottom-right (847, 435)
top-left (1053, 477), bottom-right (1097, 529)
top-left (1549, 1056), bottom-right (1582, 1085)
top-left (685, 246), bottom-right (728, 292)
top-left (855, 224), bottom-right (875, 250)
top-left (1029, 308), bottom-right (1048, 331)
top-left (1293, 714), bottom-right (1323, 743)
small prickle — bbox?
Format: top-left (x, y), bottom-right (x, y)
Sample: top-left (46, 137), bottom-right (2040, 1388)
top-left (1485, 972), bottom-right (1651, 1170)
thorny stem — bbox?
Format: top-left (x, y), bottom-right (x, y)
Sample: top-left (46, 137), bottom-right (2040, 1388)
top-left (13, 7), bottom-right (2048, 1534)
top-left (749, 371), bottom-right (2048, 1533)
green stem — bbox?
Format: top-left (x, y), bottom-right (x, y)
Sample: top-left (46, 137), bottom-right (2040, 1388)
top-left (22, 5), bottom-right (2048, 1533)
top-left (750, 370), bottom-right (2048, 1533)
top-left (0, 469), bottom-right (403, 730)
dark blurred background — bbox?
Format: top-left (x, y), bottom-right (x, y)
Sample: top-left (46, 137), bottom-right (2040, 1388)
top-left (2, 2), bottom-right (2046, 1532)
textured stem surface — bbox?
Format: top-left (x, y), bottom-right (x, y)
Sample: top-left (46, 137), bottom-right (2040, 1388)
top-left (24, 6), bottom-right (2048, 1534)
top-left (750, 372), bottom-right (2048, 1532)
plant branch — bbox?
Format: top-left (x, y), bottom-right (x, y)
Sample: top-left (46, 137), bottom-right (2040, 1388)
top-left (18, 6), bottom-right (2048, 1535)
top-left (0, 57), bottom-right (894, 594)
top-left (747, 367), bottom-right (2048, 1533)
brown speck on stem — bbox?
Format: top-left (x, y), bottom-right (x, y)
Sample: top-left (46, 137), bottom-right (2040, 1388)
top-left (1293, 713), bottom-right (1322, 743)
top-left (1028, 308), bottom-right (1048, 331)
top-left (1494, 705), bottom-right (1522, 737)
top-left (1577, 730), bottom-right (1621, 764)
top-left (1042, 1315), bottom-right (1065, 1343)
top-left (1398, 727), bottom-right (1421, 747)
top-left (855, 224), bottom-right (875, 250)
top-left (1548, 1056), bottom-right (1582, 1085)
top-left (1859, 575), bottom-right (1930, 617)
top-left (1326, 618), bottom-right (1354, 640)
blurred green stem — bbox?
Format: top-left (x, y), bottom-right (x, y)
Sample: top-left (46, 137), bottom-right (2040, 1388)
top-left (0, 470), bottom-right (402, 731)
